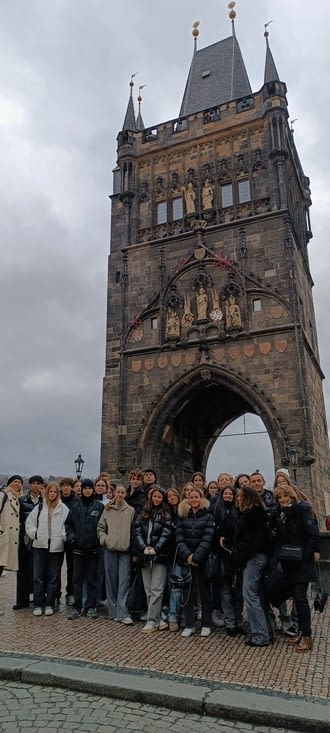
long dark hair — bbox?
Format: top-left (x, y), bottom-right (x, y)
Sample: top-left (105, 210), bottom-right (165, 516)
top-left (237, 486), bottom-right (265, 512)
top-left (141, 485), bottom-right (169, 522)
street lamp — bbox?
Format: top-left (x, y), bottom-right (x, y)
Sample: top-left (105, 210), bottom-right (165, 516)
top-left (74, 453), bottom-right (84, 480)
top-left (287, 446), bottom-right (298, 483)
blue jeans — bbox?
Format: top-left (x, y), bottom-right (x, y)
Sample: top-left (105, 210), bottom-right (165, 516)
top-left (243, 553), bottom-right (269, 644)
top-left (104, 550), bottom-right (131, 620)
top-left (32, 548), bottom-right (63, 609)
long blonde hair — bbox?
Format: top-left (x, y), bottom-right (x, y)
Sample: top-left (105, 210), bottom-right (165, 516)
top-left (44, 482), bottom-right (61, 509)
top-left (274, 484), bottom-right (317, 519)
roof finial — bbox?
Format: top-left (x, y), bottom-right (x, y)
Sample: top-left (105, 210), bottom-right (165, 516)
top-left (264, 19), bottom-right (273, 44)
top-left (192, 21), bottom-right (200, 54)
top-left (228, 1), bottom-right (236, 36)
top-left (130, 72), bottom-right (138, 94)
top-left (290, 118), bottom-right (298, 133)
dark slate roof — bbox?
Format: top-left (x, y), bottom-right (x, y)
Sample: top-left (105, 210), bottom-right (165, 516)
top-left (264, 35), bottom-right (280, 83)
top-left (136, 108), bottom-right (145, 130)
top-left (180, 34), bottom-right (252, 116)
top-left (122, 88), bottom-right (137, 131)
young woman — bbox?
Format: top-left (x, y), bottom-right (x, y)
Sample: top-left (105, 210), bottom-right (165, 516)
top-left (231, 486), bottom-right (270, 647)
top-left (97, 485), bottom-right (135, 624)
top-left (26, 482), bottom-right (68, 616)
top-left (166, 488), bottom-right (181, 631)
top-left (0, 475), bottom-right (24, 576)
top-left (191, 472), bottom-right (206, 493)
top-left (273, 484), bottom-right (320, 652)
top-left (233, 474), bottom-right (250, 490)
top-left (134, 486), bottom-right (173, 632)
top-left (206, 481), bottom-right (219, 500)
top-left (212, 485), bottom-right (244, 636)
top-left (180, 482), bottom-right (194, 501)
top-left (176, 487), bottom-right (215, 638)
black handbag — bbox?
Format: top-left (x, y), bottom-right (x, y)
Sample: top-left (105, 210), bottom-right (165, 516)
top-left (314, 564), bottom-right (328, 613)
top-left (263, 563), bottom-right (292, 607)
top-left (170, 563), bottom-right (192, 590)
top-left (279, 544), bottom-right (303, 561)
top-left (127, 568), bottom-right (147, 614)
top-left (203, 552), bottom-right (220, 581)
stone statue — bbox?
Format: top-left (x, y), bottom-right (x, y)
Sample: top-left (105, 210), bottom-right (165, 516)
top-left (202, 178), bottom-right (214, 210)
top-left (225, 294), bottom-right (242, 330)
top-left (165, 308), bottom-right (181, 340)
top-left (181, 292), bottom-right (194, 328)
top-left (182, 182), bottom-right (196, 215)
top-left (196, 286), bottom-right (208, 321)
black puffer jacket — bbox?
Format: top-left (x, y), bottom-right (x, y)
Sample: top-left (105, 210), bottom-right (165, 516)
top-left (274, 500), bottom-right (320, 583)
top-left (176, 498), bottom-right (215, 566)
top-left (65, 495), bottom-right (104, 553)
top-left (212, 496), bottom-right (239, 577)
top-left (134, 510), bottom-right (173, 564)
top-left (231, 506), bottom-right (270, 568)
top-left (19, 493), bottom-right (42, 541)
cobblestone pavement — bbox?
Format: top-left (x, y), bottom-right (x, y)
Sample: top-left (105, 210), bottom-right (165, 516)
top-left (0, 570), bottom-right (329, 700)
top-left (0, 681), bottom-right (304, 733)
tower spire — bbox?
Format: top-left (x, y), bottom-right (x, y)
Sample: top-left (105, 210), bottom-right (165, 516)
top-left (264, 21), bottom-right (280, 83)
top-left (122, 73), bottom-right (138, 132)
top-left (136, 85), bottom-right (145, 130)
top-left (228, 1), bottom-right (236, 37)
top-left (192, 21), bottom-right (200, 54)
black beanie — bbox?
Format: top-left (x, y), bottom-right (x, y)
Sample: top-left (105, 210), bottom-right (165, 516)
top-left (144, 468), bottom-right (157, 480)
top-left (7, 475), bottom-right (23, 486)
top-left (81, 479), bottom-right (94, 490)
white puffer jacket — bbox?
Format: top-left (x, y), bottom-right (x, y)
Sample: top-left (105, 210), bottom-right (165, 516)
top-left (26, 501), bottom-right (69, 552)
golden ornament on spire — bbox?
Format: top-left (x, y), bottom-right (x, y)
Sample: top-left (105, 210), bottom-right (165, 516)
top-left (228, 1), bottom-right (236, 21)
top-left (192, 20), bottom-right (200, 39)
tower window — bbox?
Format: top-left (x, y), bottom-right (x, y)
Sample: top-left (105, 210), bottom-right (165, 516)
top-left (253, 299), bottom-right (262, 312)
top-left (151, 317), bottom-right (158, 330)
top-left (172, 197), bottom-right (183, 220)
top-left (221, 184), bottom-right (233, 208)
top-left (238, 179), bottom-right (251, 203)
top-left (156, 201), bottom-right (167, 225)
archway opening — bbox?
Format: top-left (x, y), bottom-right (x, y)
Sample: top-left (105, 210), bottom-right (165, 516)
top-left (206, 413), bottom-right (274, 488)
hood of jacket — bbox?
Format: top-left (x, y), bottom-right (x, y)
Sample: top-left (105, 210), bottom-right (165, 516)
top-left (178, 496), bottom-right (210, 518)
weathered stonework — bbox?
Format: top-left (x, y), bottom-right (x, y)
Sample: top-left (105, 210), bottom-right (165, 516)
top-left (101, 32), bottom-right (330, 522)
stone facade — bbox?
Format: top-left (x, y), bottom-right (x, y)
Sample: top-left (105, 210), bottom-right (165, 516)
top-left (101, 41), bottom-right (330, 521)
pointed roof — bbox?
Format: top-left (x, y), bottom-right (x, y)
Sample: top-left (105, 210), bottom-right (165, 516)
top-left (264, 30), bottom-right (280, 83)
top-left (122, 79), bottom-right (137, 131)
top-left (180, 32), bottom-right (251, 117)
top-left (136, 108), bottom-right (145, 130)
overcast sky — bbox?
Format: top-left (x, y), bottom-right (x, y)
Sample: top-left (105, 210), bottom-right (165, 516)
top-left (1, 1), bottom-right (329, 484)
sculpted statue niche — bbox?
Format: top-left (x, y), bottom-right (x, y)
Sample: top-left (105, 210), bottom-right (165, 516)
top-left (182, 182), bottom-right (196, 215)
top-left (225, 294), bottom-right (242, 331)
top-left (181, 292), bottom-right (194, 328)
top-left (196, 286), bottom-right (208, 321)
top-left (165, 308), bottom-right (181, 340)
top-left (202, 178), bottom-right (214, 210)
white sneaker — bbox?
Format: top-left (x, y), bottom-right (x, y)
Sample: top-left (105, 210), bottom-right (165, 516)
top-left (142, 624), bottom-right (157, 633)
top-left (33, 608), bottom-right (42, 616)
top-left (181, 627), bottom-right (195, 638)
top-left (159, 619), bottom-right (168, 630)
top-left (44, 607), bottom-right (54, 616)
top-left (212, 609), bottom-right (224, 627)
top-left (201, 626), bottom-right (211, 637)
top-left (121, 616), bottom-right (134, 625)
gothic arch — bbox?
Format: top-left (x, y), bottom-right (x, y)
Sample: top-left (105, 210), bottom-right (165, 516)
top-left (137, 363), bottom-right (286, 485)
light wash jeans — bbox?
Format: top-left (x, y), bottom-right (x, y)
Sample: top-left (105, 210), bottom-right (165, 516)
top-left (104, 550), bottom-right (131, 620)
top-left (142, 562), bottom-right (167, 627)
top-left (243, 553), bottom-right (269, 644)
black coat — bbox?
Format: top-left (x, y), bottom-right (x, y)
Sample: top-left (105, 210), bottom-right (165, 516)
top-left (19, 493), bottom-right (42, 541)
top-left (176, 499), bottom-right (215, 566)
top-left (231, 506), bottom-right (270, 568)
top-left (212, 498), bottom-right (239, 577)
top-left (134, 510), bottom-right (173, 564)
top-left (65, 496), bottom-right (104, 552)
top-left (126, 485), bottom-right (146, 514)
top-left (274, 500), bottom-right (320, 583)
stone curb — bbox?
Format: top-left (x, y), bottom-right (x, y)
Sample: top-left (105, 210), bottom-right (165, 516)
top-left (0, 655), bottom-right (329, 731)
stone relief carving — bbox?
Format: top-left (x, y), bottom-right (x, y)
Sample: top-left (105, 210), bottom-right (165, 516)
top-left (202, 178), bottom-right (214, 210)
top-left (165, 308), bottom-right (181, 340)
top-left (225, 294), bottom-right (242, 331)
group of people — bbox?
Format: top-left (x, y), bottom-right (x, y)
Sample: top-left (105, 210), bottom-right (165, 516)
top-left (0, 466), bottom-right (321, 654)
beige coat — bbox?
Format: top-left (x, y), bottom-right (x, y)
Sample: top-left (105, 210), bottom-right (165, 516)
top-left (97, 501), bottom-right (135, 552)
top-left (0, 487), bottom-right (24, 571)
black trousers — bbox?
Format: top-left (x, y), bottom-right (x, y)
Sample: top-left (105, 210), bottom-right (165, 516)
top-left (183, 566), bottom-right (212, 628)
top-left (72, 551), bottom-right (99, 611)
top-left (292, 582), bottom-right (311, 637)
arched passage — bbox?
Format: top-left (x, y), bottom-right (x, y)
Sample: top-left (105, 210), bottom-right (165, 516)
top-left (138, 365), bottom-right (285, 488)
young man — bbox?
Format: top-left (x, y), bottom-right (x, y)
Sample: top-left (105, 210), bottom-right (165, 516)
top-left (14, 475), bottom-right (44, 610)
top-left (126, 468), bottom-right (145, 513)
top-left (65, 479), bottom-right (103, 619)
top-left (59, 477), bottom-right (79, 606)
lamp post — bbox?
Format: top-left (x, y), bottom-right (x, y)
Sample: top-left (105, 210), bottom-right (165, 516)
top-left (74, 453), bottom-right (84, 480)
top-left (287, 446), bottom-right (298, 483)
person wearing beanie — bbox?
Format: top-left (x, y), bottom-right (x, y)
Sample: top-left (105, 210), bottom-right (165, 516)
top-left (143, 468), bottom-right (157, 491)
top-left (0, 475), bottom-right (24, 586)
top-left (65, 479), bottom-right (104, 619)
top-left (13, 475), bottom-right (44, 610)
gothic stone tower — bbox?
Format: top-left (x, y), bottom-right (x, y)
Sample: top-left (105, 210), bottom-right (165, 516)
top-left (101, 12), bottom-right (330, 520)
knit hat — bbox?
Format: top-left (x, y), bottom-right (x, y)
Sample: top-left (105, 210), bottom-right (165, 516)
top-left (7, 475), bottom-right (23, 486)
top-left (144, 468), bottom-right (157, 480)
top-left (81, 479), bottom-right (95, 490)
top-left (275, 468), bottom-right (290, 478)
